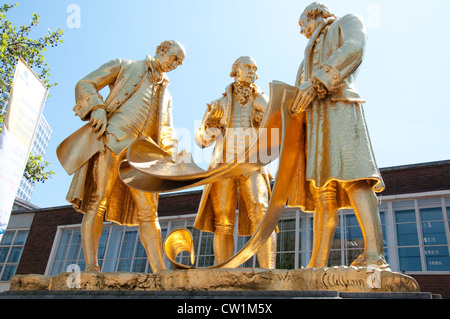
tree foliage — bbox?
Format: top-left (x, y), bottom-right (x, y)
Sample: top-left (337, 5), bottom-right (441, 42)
top-left (0, 3), bottom-right (63, 183)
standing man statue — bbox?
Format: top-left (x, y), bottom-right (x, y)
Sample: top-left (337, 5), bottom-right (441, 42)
top-left (57, 40), bottom-right (185, 272)
top-left (289, 2), bottom-right (389, 269)
top-left (193, 56), bottom-right (277, 268)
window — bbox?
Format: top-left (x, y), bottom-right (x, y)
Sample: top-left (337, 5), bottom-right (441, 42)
top-left (46, 195), bottom-right (450, 275)
top-left (276, 219), bottom-right (296, 269)
top-left (419, 204), bottom-right (450, 271)
top-left (393, 201), bottom-right (421, 272)
top-left (50, 225), bottom-right (154, 275)
top-left (390, 197), bottom-right (450, 272)
top-left (195, 229), bottom-right (214, 267)
top-left (0, 230), bottom-right (29, 281)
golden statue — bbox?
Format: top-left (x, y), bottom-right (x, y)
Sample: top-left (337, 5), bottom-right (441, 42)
top-left (57, 40), bottom-right (186, 272)
top-left (117, 3), bottom-right (389, 273)
top-left (288, 2), bottom-right (388, 269)
top-left (193, 56), bottom-right (277, 268)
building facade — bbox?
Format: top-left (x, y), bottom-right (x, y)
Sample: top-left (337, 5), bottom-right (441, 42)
top-left (1, 160), bottom-right (450, 297)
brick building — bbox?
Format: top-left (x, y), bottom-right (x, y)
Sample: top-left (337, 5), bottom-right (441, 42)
top-left (1, 160), bottom-right (450, 298)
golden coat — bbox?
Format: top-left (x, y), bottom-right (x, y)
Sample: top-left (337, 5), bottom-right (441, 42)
top-left (288, 14), bottom-right (385, 213)
top-left (58, 57), bottom-right (177, 226)
top-left (193, 84), bottom-right (271, 236)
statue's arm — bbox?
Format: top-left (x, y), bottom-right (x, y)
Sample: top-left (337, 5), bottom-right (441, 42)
top-left (295, 60), bottom-right (305, 87)
top-left (73, 59), bottom-right (122, 121)
top-left (312, 14), bottom-right (366, 92)
top-left (159, 94), bottom-right (178, 154)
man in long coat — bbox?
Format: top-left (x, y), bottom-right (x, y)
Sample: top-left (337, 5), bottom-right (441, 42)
top-left (193, 56), bottom-right (277, 268)
top-left (289, 2), bottom-right (388, 269)
top-left (58, 40), bottom-right (185, 272)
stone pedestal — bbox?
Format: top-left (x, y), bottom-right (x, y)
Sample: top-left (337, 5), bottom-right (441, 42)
top-left (9, 267), bottom-right (421, 294)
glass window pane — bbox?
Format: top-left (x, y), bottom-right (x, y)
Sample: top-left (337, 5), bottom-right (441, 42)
top-left (60, 230), bottom-right (72, 245)
top-left (199, 233), bottom-right (213, 255)
top-left (197, 255), bottom-right (214, 267)
top-left (50, 261), bottom-right (64, 276)
top-left (328, 250), bottom-right (341, 266)
top-left (277, 230), bottom-right (295, 252)
top-left (0, 232), bottom-right (14, 246)
top-left (279, 219), bottom-right (295, 231)
top-left (346, 226), bottom-right (364, 251)
top-left (14, 231), bottom-right (28, 245)
top-left (98, 230), bottom-right (109, 260)
top-left (398, 247), bottom-right (421, 271)
top-left (105, 227), bottom-right (123, 260)
top-left (117, 259), bottom-right (132, 271)
top-left (0, 247), bottom-right (9, 263)
top-left (395, 209), bottom-right (416, 223)
top-left (132, 259), bottom-right (147, 273)
top-left (422, 221), bottom-right (448, 246)
top-left (1, 265), bottom-right (17, 281)
top-left (345, 215), bottom-right (359, 227)
top-left (7, 247), bottom-right (23, 263)
top-left (424, 246), bottom-right (450, 271)
top-left (332, 226), bottom-right (342, 250)
top-left (134, 241), bottom-right (146, 258)
top-left (276, 253), bottom-right (294, 269)
top-left (119, 231), bottom-right (137, 258)
top-left (420, 207), bottom-right (443, 221)
top-left (396, 223), bottom-right (419, 246)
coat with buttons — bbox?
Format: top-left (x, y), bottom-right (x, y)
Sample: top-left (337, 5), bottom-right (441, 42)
top-left (287, 14), bottom-right (385, 213)
top-left (192, 83), bottom-right (272, 236)
top-left (58, 57), bottom-right (177, 226)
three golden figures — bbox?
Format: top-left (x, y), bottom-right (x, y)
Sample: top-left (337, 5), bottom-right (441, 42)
top-left (58, 2), bottom-right (389, 275)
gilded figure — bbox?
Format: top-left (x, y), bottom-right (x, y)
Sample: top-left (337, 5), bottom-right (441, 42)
top-left (193, 56), bottom-right (277, 268)
top-left (57, 40), bottom-right (185, 272)
top-left (288, 2), bottom-right (388, 269)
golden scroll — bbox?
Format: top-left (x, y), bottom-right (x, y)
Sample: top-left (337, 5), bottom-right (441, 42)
top-left (120, 81), bottom-right (300, 268)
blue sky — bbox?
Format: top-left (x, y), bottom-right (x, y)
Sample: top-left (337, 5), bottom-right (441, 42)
top-left (6, 0), bottom-right (450, 208)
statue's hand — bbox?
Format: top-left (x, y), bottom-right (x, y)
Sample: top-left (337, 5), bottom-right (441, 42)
top-left (290, 81), bottom-right (316, 117)
top-left (89, 107), bottom-right (107, 139)
top-left (207, 101), bottom-right (224, 123)
top-left (252, 109), bottom-right (264, 126)
top-left (166, 147), bottom-right (180, 163)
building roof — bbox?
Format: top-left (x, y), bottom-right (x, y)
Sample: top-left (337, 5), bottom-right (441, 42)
top-left (380, 160), bottom-right (450, 196)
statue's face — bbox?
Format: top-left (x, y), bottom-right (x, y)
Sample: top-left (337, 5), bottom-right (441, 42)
top-left (234, 61), bottom-right (257, 85)
top-left (157, 46), bottom-right (185, 72)
top-left (299, 12), bottom-right (321, 39)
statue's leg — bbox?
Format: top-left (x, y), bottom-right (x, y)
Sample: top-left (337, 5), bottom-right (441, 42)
top-left (307, 183), bottom-right (339, 268)
top-left (81, 148), bottom-right (120, 272)
top-left (131, 190), bottom-right (166, 273)
top-left (344, 180), bottom-right (388, 268)
top-left (210, 178), bottom-right (238, 264)
top-left (241, 170), bottom-right (277, 269)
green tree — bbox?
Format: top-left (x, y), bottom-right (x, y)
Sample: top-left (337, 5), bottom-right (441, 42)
top-left (0, 3), bottom-right (64, 183)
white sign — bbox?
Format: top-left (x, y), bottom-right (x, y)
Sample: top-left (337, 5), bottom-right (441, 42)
top-left (0, 58), bottom-right (48, 235)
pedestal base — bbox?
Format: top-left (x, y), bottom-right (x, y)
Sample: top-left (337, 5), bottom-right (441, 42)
top-left (9, 266), bottom-right (421, 294)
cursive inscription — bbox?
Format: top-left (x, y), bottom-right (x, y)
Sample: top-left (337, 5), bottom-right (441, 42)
top-left (322, 273), bottom-right (366, 289)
